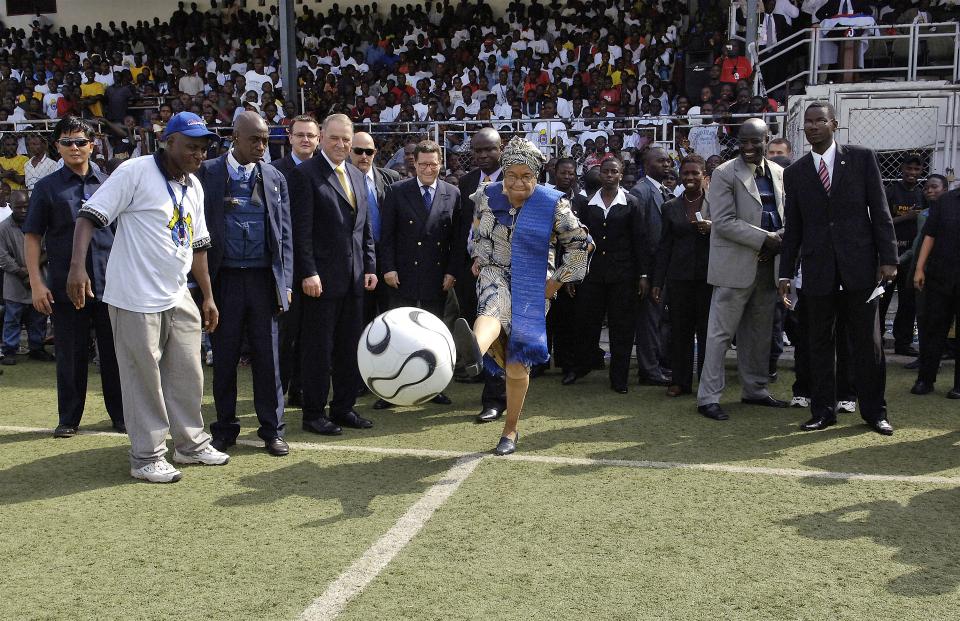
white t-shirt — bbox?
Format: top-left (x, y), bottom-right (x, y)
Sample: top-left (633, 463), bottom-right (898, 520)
top-left (244, 70), bottom-right (273, 95)
top-left (79, 154), bottom-right (210, 313)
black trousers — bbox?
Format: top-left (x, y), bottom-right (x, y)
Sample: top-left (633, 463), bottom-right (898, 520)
top-left (455, 270), bottom-right (479, 326)
top-left (52, 299), bottom-right (123, 427)
top-left (917, 282), bottom-right (960, 388)
top-left (546, 286), bottom-right (577, 372)
top-left (300, 293), bottom-right (363, 419)
top-left (575, 279), bottom-right (638, 389)
top-left (667, 279), bottom-right (712, 391)
top-left (787, 289), bottom-right (856, 401)
top-left (210, 269), bottom-right (284, 442)
top-left (389, 292), bottom-right (445, 319)
top-left (278, 290), bottom-right (302, 397)
top-left (879, 266), bottom-right (916, 350)
top-left (805, 288), bottom-right (887, 422)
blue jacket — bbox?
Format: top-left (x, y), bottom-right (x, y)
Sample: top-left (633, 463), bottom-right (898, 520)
top-left (196, 154), bottom-right (294, 311)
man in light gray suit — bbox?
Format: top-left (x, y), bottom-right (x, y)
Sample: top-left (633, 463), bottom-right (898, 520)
top-left (630, 147), bottom-right (672, 385)
top-left (696, 119), bottom-right (790, 421)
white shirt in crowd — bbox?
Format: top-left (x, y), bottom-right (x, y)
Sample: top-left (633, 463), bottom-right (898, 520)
top-left (24, 154), bottom-right (59, 191)
top-left (79, 154), bottom-right (210, 313)
top-left (587, 187), bottom-right (629, 219)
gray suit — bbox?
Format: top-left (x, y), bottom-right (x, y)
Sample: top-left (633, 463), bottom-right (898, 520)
top-left (697, 157), bottom-right (785, 406)
top-left (630, 176), bottom-right (670, 380)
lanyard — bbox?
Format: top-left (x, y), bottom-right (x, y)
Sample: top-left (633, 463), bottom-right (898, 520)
top-left (163, 178), bottom-right (190, 247)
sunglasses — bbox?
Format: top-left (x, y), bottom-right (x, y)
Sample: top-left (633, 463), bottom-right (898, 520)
top-left (58, 138), bottom-right (91, 148)
top-left (352, 147), bottom-right (375, 156)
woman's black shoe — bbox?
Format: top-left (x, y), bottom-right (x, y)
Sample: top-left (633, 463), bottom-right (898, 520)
top-left (494, 433), bottom-right (518, 456)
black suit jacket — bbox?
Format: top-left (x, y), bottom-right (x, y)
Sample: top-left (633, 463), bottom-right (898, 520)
top-left (572, 191), bottom-right (646, 285)
top-left (195, 155), bottom-right (294, 311)
top-left (779, 144), bottom-right (898, 296)
top-left (272, 154), bottom-right (298, 179)
top-left (380, 177), bottom-right (461, 301)
top-left (371, 166), bottom-right (402, 204)
top-left (454, 167), bottom-right (484, 277)
top-left (653, 197), bottom-right (711, 288)
top-left (289, 153), bottom-right (376, 298)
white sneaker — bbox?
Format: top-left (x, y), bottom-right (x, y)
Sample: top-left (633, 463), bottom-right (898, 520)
top-left (131, 459), bottom-right (182, 483)
top-left (205, 349), bottom-right (214, 366)
top-left (790, 396), bottom-right (811, 408)
top-left (173, 445), bottom-right (230, 466)
top-left (837, 400), bottom-right (857, 413)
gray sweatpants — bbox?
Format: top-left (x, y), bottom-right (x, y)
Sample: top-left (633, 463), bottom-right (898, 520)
top-left (697, 261), bottom-right (777, 406)
top-left (109, 291), bottom-right (211, 468)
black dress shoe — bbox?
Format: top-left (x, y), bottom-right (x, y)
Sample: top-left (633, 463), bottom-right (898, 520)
top-left (286, 391), bottom-right (302, 407)
top-left (903, 358), bottom-right (921, 370)
top-left (638, 375), bottom-right (671, 386)
top-left (493, 432), bottom-right (518, 456)
top-left (948, 388), bottom-right (960, 400)
top-left (895, 346), bottom-right (920, 357)
top-left (431, 392), bottom-right (452, 405)
top-left (333, 410), bottom-right (374, 429)
top-left (697, 403), bottom-right (729, 420)
top-left (302, 418), bottom-right (342, 435)
top-left (476, 408), bottom-right (502, 423)
top-left (265, 437), bottom-right (290, 456)
top-left (800, 415), bottom-right (836, 431)
top-left (561, 371), bottom-right (579, 385)
top-left (867, 418), bottom-right (894, 436)
top-left (28, 348), bottom-right (55, 361)
top-left (741, 395), bottom-right (789, 408)
top-left (210, 437), bottom-right (235, 452)
top-left (453, 318), bottom-right (484, 377)
top-left (911, 380), bottom-right (934, 395)
top-left (53, 424), bottom-right (79, 438)
top-left (611, 385), bottom-right (628, 394)
top-left (372, 398), bottom-right (391, 410)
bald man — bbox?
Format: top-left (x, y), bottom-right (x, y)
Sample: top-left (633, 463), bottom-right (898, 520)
top-left (350, 131), bottom-right (401, 326)
top-left (196, 111), bottom-right (294, 456)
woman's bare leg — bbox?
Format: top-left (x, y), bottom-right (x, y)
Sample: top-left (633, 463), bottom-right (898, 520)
top-left (473, 315), bottom-right (502, 355)
top-left (501, 361), bottom-right (529, 440)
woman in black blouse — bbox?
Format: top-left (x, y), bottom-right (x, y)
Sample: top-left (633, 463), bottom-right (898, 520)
top-left (652, 155), bottom-right (712, 397)
top-left (912, 182), bottom-right (960, 399)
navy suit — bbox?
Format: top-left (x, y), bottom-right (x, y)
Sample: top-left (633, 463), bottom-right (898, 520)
top-left (289, 153), bottom-right (376, 420)
top-left (364, 166), bottom-right (402, 324)
top-left (379, 177), bottom-right (460, 317)
top-left (630, 177), bottom-right (671, 381)
top-left (196, 155), bottom-right (293, 443)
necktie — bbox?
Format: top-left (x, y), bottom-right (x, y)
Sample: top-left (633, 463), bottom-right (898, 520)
top-left (335, 163), bottom-right (355, 210)
top-left (661, 186), bottom-right (672, 202)
top-left (422, 185), bottom-right (433, 212)
top-left (366, 176), bottom-right (381, 242)
top-left (238, 166), bottom-right (248, 183)
top-left (818, 158), bottom-right (831, 193)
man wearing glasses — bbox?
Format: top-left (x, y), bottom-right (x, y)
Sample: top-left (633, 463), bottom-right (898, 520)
top-left (23, 116), bottom-right (126, 438)
top-left (273, 114), bottom-right (320, 177)
top-left (375, 139), bottom-right (461, 409)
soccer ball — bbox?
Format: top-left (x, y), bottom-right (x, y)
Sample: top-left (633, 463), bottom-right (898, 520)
top-left (357, 307), bottom-right (456, 406)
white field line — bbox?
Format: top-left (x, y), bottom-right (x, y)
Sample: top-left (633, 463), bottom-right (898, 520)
top-left (297, 453), bottom-right (484, 621)
top-left (1, 424), bottom-right (959, 485)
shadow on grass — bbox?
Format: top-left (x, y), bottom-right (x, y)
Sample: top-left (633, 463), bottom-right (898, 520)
top-left (0, 445), bottom-right (131, 504)
top-left (215, 455), bottom-right (454, 526)
top-left (784, 486), bottom-right (960, 596)
top-left (803, 431), bottom-right (960, 477)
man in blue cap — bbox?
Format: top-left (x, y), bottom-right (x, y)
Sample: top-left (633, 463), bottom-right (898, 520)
top-left (67, 112), bottom-right (229, 483)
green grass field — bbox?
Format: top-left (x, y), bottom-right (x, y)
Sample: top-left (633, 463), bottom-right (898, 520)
top-left (2, 356), bottom-right (959, 620)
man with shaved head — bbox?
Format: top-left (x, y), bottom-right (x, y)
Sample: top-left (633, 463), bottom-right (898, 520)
top-left (195, 110), bottom-right (294, 457)
top-left (350, 130), bottom-right (401, 327)
top-left (696, 117), bottom-right (788, 422)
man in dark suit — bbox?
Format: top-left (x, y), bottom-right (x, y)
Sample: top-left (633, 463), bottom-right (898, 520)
top-left (289, 113), bottom-right (378, 435)
top-left (630, 147), bottom-right (672, 386)
top-left (564, 156), bottom-right (646, 393)
top-left (378, 139), bottom-right (461, 407)
top-left (273, 114), bottom-right (320, 408)
top-left (196, 111), bottom-right (293, 456)
top-left (350, 130), bottom-right (402, 328)
top-left (779, 101), bottom-right (898, 436)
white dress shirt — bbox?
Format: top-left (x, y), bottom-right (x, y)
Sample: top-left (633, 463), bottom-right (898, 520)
top-left (588, 187), bottom-right (628, 219)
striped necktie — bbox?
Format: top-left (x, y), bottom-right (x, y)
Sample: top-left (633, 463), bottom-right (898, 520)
top-left (818, 158), bottom-right (831, 193)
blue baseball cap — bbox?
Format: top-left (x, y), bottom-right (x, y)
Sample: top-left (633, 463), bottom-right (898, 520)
top-left (163, 112), bottom-right (218, 140)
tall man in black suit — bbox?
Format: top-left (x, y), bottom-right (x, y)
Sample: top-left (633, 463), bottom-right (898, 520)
top-left (289, 113), bottom-right (378, 435)
top-left (196, 111), bottom-right (293, 456)
top-left (779, 101), bottom-right (898, 436)
top-left (630, 147), bottom-right (672, 385)
top-left (564, 156), bottom-right (646, 393)
top-left (454, 127), bottom-right (507, 423)
top-left (273, 114), bottom-right (320, 408)
top-left (350, 130), bottom-right (402, 327)
top-left (378, 140), bottom-right (461, 407)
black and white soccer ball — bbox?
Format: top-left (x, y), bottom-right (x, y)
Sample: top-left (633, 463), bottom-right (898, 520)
top-left (357, 307), bottom-right (456, 406)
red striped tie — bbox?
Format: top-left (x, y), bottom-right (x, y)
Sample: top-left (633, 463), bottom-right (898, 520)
top-left (818, 158), bottom-right (831, 193)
